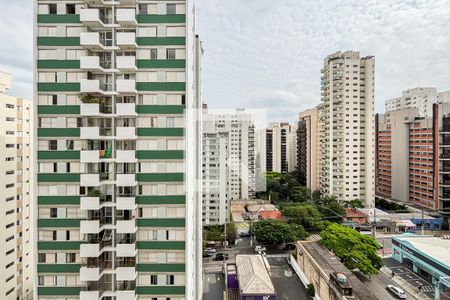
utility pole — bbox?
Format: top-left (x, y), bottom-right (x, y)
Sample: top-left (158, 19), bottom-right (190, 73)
top-left (372, 207), bottom-right (377, 239)
top-left (421, 209), bottom-right (425, 235)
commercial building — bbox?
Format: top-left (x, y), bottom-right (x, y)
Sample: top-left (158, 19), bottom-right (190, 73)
top-left (392, 234), bottom-right (450, 284)
top-left (35, 1), bottom-right (202, 300)
top-left (297, 108), bottom-right (320, 191)
top-left (265, 122), bottom-right (297, 174)
top-left (385, 87), bottom-right (450, 117)
top-left (296, 241), bottom-right (377, 300)
top-left (376, 104), bottom-right (450, 218)
top-left (0, 72), bottom-right (34, 299)
top-left (318, 51), bottom-right (375, 206)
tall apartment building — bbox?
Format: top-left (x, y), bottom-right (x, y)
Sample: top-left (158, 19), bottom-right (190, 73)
top-left (0, 72), bottom-right (34, 299)
top-left (318, 51), bottom-right (375, 206)
top-left (255, 129), bottom-right (266, 175)
top-left (35, 1), bottom-right (202, 300)
top-left (385, 87), bottom-right (450, 117)
top-left (202, 109), bottom-right (256, 201)
top-left (297, 108), bottom-right (320, 192)
top-left (202, 132), bottom-right (229, 225)
top-left (376, 104), bottom-right (450, 218)
top-left (265, 122), bottom-right (297, 174)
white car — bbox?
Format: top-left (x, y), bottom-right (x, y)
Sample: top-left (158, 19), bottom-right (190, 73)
top-left (387, 285), bottom-right (407, 299)
top-left (205, 248), bottom-right (216, 253)
top-left (255, 245), bottom-right (266, 252)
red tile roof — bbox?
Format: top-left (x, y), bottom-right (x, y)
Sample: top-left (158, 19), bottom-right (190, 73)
top-left (345, 208), bottom-right (367, 218)
top-left (259, 211), bottom-right (284, 220)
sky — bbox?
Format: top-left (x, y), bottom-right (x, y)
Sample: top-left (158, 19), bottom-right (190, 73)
top-left (1, 0), bottom-right (449, 123)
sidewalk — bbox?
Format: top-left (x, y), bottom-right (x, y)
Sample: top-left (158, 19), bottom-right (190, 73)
top-left (380, 266), bottom-right (430, 299)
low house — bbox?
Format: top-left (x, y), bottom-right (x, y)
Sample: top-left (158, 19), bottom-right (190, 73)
top-left (259, 211), bottom-right (284, 221)
top-left (231, 255), bottom-right (276, 300)
top-left (343, 208), bottom-right (368, 224)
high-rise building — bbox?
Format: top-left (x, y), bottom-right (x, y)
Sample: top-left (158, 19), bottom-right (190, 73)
top-left (35, 1), bottom-right (202, 299)
top-left (376, 104), bottom-right (450, 218)
top-left (297, 108), bottom-right (320, 192)
top-left (385, 87), bottom-right (450, 117)
top-left (255, 129), bottom-right (266, 175)
top-left (264, 123), bottom-right (297, 174)
top-left (202, 109), bottom-right (256, 200)
top-left (0, 72), bottom-right (34, 299)
top-left (318, 51), bottom-right (375, 206)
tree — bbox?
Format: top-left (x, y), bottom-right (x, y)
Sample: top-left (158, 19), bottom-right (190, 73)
top-left (313, 194), bottom-right (345, 223)
top-left (343, 199), bottom-right (365, 209)
top-left (226, 223), bottom-right (237, 244)
top-left (253, 219), bottom-right (308, 244)
top-left (319, 224), bottom-right (383, 275)
top-left (291, 186), bottom-right (311, 203)
top-left (306, 284), bottom-right (315, 297)
top-left (281, 204), bottom-right (323, 230)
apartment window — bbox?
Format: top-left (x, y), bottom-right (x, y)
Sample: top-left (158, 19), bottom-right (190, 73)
top-left (6, 183), bottom-right (14, 188)
top-left (6, 222), bottom-right (14, 229)
top-left (150, 49), bottom-right (157, 59)
top-left (166, 117), bottom-right (175, 128)
top-left (48, 4), bottom-right (57, 14)
top-left (5, 103), bottom-right (14, 109)
top-left (6, 196), bottom-right (14, 202)
top-left (150, 275), bottom-right (158, 285)
top-left (66, 253), bottom-right (76, 263)
top-left (38, 276), bottom-right (44, 286)
top-left (49, 140), bottom-right (57, 150)
top-left (66, 4), bottom-right (76, 14)
top-left (50, 208), bottom-right (57, 218)
top-left (167, 4), bottom-right (176, 14)
top-left (52, 95), bottom-right (57, 105)
top-left (38, 253), bottom-right (46, 263)
top-left (6, 117), bottom-right (14, 122)
top-left (6, 248), bottom-right (14, 255)
top-left (138, 4), bottom-right (148, 15)
top-left (6, 170), bottom-right (14, 175)
top-left (66, 140), bottom-right (74, 150)
top-left (6, 130), bottom-right (14, 135)
top-left (6, 209), bottom-right (14, 216)
top-left (67, 162), bottom-right (71, 173)
top-left (66, 231), bottom-right (70, 240)
top-left (167, 49), bottom-right (176, 59)
top-left (6, 144), bottom-right (14, 148)
top-left (166, 275), bottom-right (175, 285)
top-left (5, 235), bottom-right (14, 243)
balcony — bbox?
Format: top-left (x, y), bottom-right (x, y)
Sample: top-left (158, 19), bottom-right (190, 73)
top-left (116, 220), bottom-right (137, 233)
top-left (80, 244), bottom-right (101, 258)
top-left (116, 103), bottom-right (136, 115)
top-left (81, 150), bottom-right (102, 163)
top-left (116, 243), bottom-right (137, 257)
top-left (80, 266), bottom-right (100, 281)
top-left (80, 56), bottom-right (113, 73)
top-left (80, 127), bottom-right (100, 139)
top-left (116, 174), bottom-right (137, 186)
top-left (116, 291), bottom-right (136, 300)
top-left (116, 127), bottom-right (137, 139)
top-left (116, 150), bottom-right (136, 163)
top-left (80, 103), bottom-right (101, 116)
top-left (80, 8), bottom-right (113, 28)
top-left (80, 32), bottom-right (110, 50)
top-left (80, 79), bottom-right (116, 95)
top-left (116, 197), bottom-right (136, 210)
top-left (116, 56), bottom-right (137, 71)
top-left (80, 291), bottom-right (100, 300)
top-left (116, 9), bottom-right (137, 27)
top-left (116, 32), bottom-right (137, 49)
top-left (80, 220), bottom-right (101, 234)
top-left (80, 174), bottom-right (100, 186)
top-left (80, 196), bottom-right (100, 210)
top-left (116, 267), bottom-right (137, 281)
top-left (116, 79), bottom-right (137, 94)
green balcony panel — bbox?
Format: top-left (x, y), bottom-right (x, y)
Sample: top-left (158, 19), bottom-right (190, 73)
top-left (38, 241), bottom-right (84, 251)
top-left (38, 128), bottom-right (80, 137)
top-left (136, 105), bottom-right (184, 114)
top-left (38, 82), bottom-right (80, 92)
top-left (136, 195), bottom-right (185, 205)
top-left (38, 219), bottom-right (82, 228)
top-left (38, 105), bottom-right (80, 115)
top-left (38, 173), bottom-right (80, 182)
top-left (137, 59), bottom-right (185, 69)
top-left (137, 218), bottom-right (185, 227)
top-left (38, 14), bottom-right (80, 23)
top-left (38, 196), bottom-right (80, 205)
top-left (38, 264), bottom-right (81, 273)
top-left (137, 263), bottom-right (185, 273)
top-left (136, 82), bottom-right (185, 91)
top-left (136, 173), bottom-right (184, 182)
top-left (38, 60), bottom-right (80, 69)
top-left (137, 37), bottom-right (185, 46)
top-left (38, 151), bottom-right (80, 160)
top-left (38, 287), bottom-right (82, 296)
top-left (37, 37), bottom-right (80, 46)
top-left (137, 128), bottom-right (184, 137)
top-left (137, 14), bottom-right (186, 24)
top-left (137, 286), bottom-right (186, 295)
top-left (136, 150), bottom-right (184, 160)
top-left (136, 241), bottom-right (185, 250)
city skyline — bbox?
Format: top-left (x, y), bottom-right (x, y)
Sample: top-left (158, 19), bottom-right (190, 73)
top-left (1, 0), bottom-right (450, 123)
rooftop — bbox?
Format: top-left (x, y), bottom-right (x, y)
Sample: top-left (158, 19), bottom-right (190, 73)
top-left (259, 211), bottom-right (284, 220)
top-left (235, 255), bottom-right (275, 295)
top-left (394, 234), bottom-right (450, 267)
top-left (345, 208), bottom-right (366, 218)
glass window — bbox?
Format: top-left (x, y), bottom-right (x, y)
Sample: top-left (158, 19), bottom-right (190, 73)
top-left (167, 4), bottom-right (176, 15)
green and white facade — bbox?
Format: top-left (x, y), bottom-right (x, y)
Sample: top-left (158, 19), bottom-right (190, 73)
top-left (35, 0), bottom-right (202, 299)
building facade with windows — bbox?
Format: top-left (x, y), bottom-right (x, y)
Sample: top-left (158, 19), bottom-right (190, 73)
top-left (265, 122), bottom-right (296, 174)
top-left (297, 108), bottom-right (320, 192)
top-left (0, 72), bottom-right (34, 299)
top-left (318, 51), bottom-right (375, 206)
top-left (35, 1), bottom-right (202, 299)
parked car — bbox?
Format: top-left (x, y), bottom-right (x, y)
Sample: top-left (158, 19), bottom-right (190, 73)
top-left (203, 251), bottom-right (213, 258)
top-left (205, 247), bottom-right (216, 253)
top-left (214, 253), bottom-right (229, 261)
top-left (255, 245), bottom-right (267, 252)
top-left (387, 285), bottom-right (407, 299)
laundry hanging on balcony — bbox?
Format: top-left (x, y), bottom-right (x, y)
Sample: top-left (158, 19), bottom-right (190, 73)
top-left (99, 147), bottom-right (112, 158)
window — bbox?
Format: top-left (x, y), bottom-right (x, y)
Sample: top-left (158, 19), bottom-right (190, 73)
top-left (66, 4), bottom-right (76, 14)
top-left (6, 170), bottom-right (14, 175)
top-left (66, 140), bottom-right (74, 150)
top-left (6, 103), bottom-right (14, 109)
top-left (52, 95), bottom-right (57, 105)
top-left (38, 253), bottom-right (46, 263)
top-left (6, 117), bottom-right (14, 122)
top-left (66, 253), bottom-right (76, 263)
top-left (166, 275), bottom-right (175, 285)
top-left (150, 49), bottom-right (157, 59)
top-left (50, 208), bottom-right (57, 218)
top-left (150, 275), bottom-right (157, 285)
top-left (167, 4), bottom-right (176, 14)
top-left (167, 49), bottom-right (176, 59)
top-left (38, 276), bottom-right (44, 286)
top-left (6, 143), bottom-right (14, 148)
top-left (48, 3), bottom-right (57, 14)
top-left (49, 140), bottom-right (57, 150)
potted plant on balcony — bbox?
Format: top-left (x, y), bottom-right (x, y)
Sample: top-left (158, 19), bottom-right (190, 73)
top-left (80, 93), bottom-right (102, 104)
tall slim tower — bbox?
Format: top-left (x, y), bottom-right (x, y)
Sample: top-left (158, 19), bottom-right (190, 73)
top-left (35, 1), bottom-right (202, 299)
top-left (0, 72), bottom-right (34, 299)
top-left (318, 51), bottom-right (375, 206)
